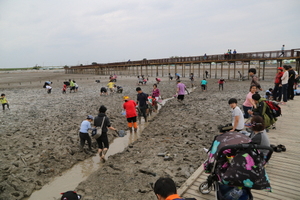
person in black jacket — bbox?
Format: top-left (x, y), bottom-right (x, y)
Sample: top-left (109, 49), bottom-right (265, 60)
top-left (94, 105), bottom-right (117, 162)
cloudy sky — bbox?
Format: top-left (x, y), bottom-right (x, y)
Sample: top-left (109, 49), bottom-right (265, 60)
top-left (0, 0), bottom-right (299, 68)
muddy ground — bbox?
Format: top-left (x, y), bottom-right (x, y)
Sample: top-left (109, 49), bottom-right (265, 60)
top-left (0, 70), bottom-right (273, 200)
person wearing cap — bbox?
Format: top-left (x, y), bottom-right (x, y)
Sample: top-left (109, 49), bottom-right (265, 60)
top-left (249, 68), bottom-right (262, 91)
top-left (79, 115), bottom-right (94, 151)
top-left (228, 98), bottom-right (244, 132)
top-left (123, 96), bottom-right (138, 133)
top-left (94, 105), bottom-right (117, 162)
top-left (272, 67), bottom-right (284, 102)
top-left (248, 93), bottom-right (276, 129)
top-left (60, 190), bottom-right (81, 200)
top-left (136, 87), bottom-right (149, 123)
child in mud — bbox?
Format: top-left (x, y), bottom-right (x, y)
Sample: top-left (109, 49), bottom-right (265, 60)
top-left (79, 115), bottom-right (94, 151)
top-left (74, 81), bottom-right (79, 92)
top-left (62, 83), bottom-right (67, 94)
top-left (107, 80), bottom-right (115, 94)
top-left (218, 78), bottom-right (225, 91)
top-left (201, 78), bottom-right (207, 91)
top-left (0, 93), bottom-right (10, 110)
top-left (100, 87), bottom-right (108, 95)
top-left (69, 79), bottom-right (76, 93)
top-left (94, 105), bottom-right (117, 162)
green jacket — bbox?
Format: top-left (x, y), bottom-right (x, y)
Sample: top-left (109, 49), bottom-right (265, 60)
top-left (252, 98), bottom-right (276, 127)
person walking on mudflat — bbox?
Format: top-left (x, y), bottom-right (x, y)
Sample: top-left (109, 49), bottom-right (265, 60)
top-left (94, 105), bottom-right (117, 162)
top-left (249, 68), bottom-right (262, 91)
top-left (136, 87), bottom-right (149, 123)
top-left (79, 115), bottom-right (94, 151)
top-left (176, 80), bottom-right (187, 103)
top-left (123, 96), bottom-right (138, 133)
top-left (0, 93), bottom-right (10, 111)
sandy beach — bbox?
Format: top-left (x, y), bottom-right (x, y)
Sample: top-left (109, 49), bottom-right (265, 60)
top-left (0, 70), bottom-right (275, 200)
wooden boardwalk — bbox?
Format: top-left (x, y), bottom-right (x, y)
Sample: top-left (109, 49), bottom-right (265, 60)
top-left (178, 97), bottom-right (300, 200)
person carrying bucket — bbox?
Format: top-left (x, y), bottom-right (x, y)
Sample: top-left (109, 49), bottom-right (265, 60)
top-left (123, 96), bottom-right (138, 133)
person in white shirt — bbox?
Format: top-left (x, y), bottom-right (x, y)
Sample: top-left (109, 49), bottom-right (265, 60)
top-left (281, 65), bottom-right (289, 105)
top-left (46, 85), bottom-right (52, 94)
top-left (228, 98), bottom-right (244, 132)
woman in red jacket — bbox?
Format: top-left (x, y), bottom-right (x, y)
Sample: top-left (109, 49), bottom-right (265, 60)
top-left (273, 67), bottom-right (284, 102)
top-left (123, 96), bottom-right (138, 133)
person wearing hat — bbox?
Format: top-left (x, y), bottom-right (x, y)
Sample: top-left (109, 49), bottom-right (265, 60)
top-left (272, 67), bottom-right (284, 102)
top-left (60, 190), bottom-right (81, 200)
top-left (248, 93), bottom-right (276, 129)
top-left (123, 96), bottom-right (138, 133)
top-left (94, 105), bottom-right (117, 162)
top-left (79, 115), bottom-right (94, 151)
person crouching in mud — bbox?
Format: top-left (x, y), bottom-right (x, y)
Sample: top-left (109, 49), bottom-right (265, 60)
top-left (94, 105), bottom-right (117, 162)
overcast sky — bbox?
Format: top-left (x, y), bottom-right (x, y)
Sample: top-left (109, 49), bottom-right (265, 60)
top-left (0, 0), bottom-right (299, 68)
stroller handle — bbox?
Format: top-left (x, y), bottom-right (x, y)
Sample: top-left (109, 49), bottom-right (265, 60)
top-left (217, 144), bottom-right (273, 163)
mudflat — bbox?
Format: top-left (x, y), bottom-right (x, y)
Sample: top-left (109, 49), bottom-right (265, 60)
top-left (0, 70), bottom-right (273, 200)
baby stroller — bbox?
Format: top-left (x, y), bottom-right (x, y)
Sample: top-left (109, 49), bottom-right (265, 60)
top-left (200, 131), bottom-right (273, 200)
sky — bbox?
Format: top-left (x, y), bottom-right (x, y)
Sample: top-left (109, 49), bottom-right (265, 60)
top-left (0, 0), bottom-right (299, 68)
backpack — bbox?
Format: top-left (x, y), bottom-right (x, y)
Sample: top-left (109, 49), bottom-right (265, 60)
top-left (265, 101), bottom-right (281, 118)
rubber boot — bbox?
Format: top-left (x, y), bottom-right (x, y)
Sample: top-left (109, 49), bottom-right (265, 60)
top-left (134, 128), bottom-right (138, 133)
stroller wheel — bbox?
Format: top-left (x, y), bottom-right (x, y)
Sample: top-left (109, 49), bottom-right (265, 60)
top-left (199, 181), bottom-right (212, 194)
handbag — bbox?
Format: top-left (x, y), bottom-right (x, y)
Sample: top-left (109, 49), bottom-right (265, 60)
top-left (92, 117), bottom-right (105, 139)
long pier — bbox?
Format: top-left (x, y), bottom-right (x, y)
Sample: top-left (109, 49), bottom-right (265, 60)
top-left (65, 49), bottom-right (300, 80)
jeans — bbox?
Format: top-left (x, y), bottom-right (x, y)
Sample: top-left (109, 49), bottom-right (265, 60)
top-left (272, 84), bottom-right (282, 101)
top-left (243, 105), bottom-right (252, 119)
top-left (282, 84), bottom-right (288, 102)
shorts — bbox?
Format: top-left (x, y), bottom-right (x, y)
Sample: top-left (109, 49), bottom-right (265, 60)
top-left (177, 95), bottom-right (184, 100)
top-left (100, 88), bottom-right (107, 93)
top-left (127, 116), bottom-right (137, 123)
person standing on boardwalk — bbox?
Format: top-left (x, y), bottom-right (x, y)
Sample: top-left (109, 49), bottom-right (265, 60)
top-left (94, 105), bottom-right (117, 162)
top-left (281, 65), bottom-right (289, 105)
top-left (279, 44), bottom-right (285, 57)
top-left (287, 65), bottom-right (295, 100)
top-left (272, 67), bottom-right (284, 102)
top-left (79, 115), bottom-right (94, 151)
top-left (249, 68), bottom-right (262, 91)
top-left (136, 87), bottom-right (149, 122)
top-left (0, 93), bottom-right (10, 111)
top-left (123, 96), bottom-right (138, 133)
